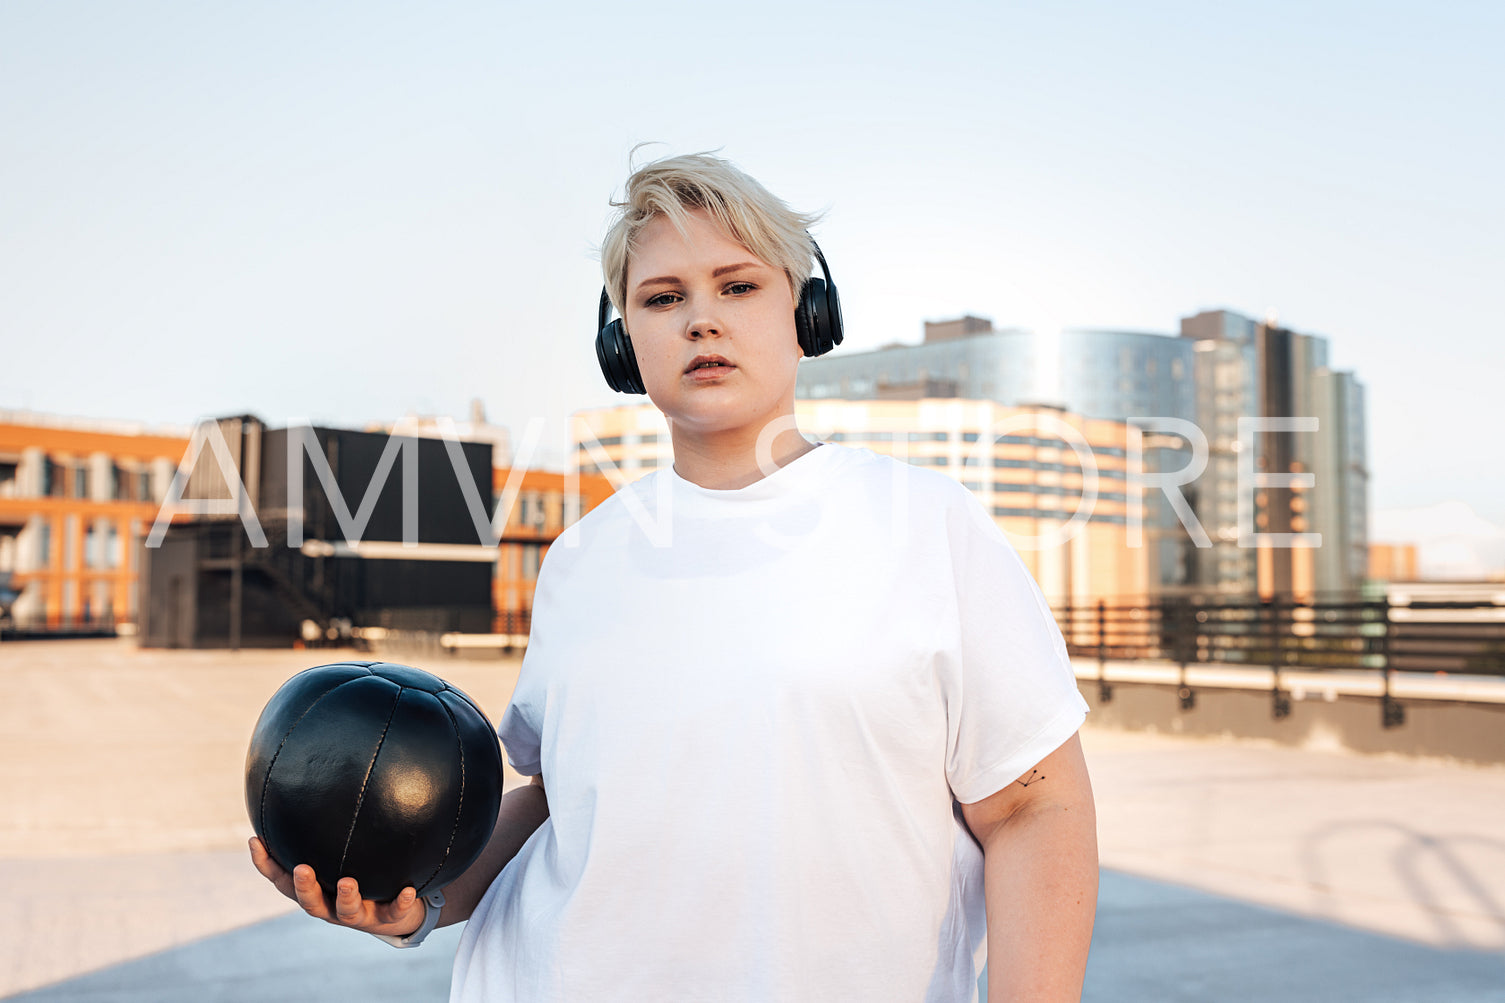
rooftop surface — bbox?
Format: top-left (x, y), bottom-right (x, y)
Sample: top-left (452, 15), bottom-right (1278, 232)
top-left (2, 639), bottom-right (1502, 1001)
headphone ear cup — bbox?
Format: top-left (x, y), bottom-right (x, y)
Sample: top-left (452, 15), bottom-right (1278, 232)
top-left (796, 276), bottom-right (844, 358)
top-left (795, 277), bottom-right (825, 358)
top-left (821, 278), bottom-right (843, 353)
top-left (596, 319), bottom-right (647, 395)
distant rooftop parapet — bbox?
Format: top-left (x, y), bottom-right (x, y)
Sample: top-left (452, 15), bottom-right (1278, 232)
top-left (0, 408), bottom-right (194, 439)
top-left (923, 315), bottom-right (994, 343)
top-left (1179, 308), bottom-right (1258, 344)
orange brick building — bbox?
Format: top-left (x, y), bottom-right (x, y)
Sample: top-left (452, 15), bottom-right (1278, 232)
top-left (492, 467), bottom-right (615, 635)
top-left (0, 413), bottom-right (189, 629)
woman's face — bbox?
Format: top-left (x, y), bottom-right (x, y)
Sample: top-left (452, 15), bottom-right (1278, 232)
top-left (622, 209), bottom-right (802, 445)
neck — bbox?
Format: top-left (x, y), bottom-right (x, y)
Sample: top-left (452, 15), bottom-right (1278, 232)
top-left (669, 421), bottom-right (818, 490)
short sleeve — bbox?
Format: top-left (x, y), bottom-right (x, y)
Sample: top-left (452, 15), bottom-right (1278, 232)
top-left (497, 667), bottom-right (543, 776)
top-left (497, 544), bottom-right (568, 777)
top-left (941, 490), bottom-right (1089, 804)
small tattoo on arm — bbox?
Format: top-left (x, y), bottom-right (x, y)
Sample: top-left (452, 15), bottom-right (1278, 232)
top-left (1015, 769), bottom-right (1045, 788)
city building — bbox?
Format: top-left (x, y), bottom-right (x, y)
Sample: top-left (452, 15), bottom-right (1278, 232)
top-left (1181, 309), bottom-right (1369, 600)
top-left (1179, 309), bottom-right (1261, 594)
top-left (1310, 366), bottom-right (1369, 595)
top-left (1369, 543), bottom-right (1418, 583)
top-left (1054, 329), bottom-right (1198, 594)
top-left (797, 316), bottom-right (1040, 404)
top-left (1053, 329), bottom-right (1197, 425)
top-left (0, 411), bottom-right (189, 631)
top-left (573, 399), bottom-right (1149, 604)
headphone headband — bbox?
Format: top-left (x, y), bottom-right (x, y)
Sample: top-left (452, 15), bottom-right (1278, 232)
top-left (597, 287), bottom-right (613, 334)
top-left (811, 241), bottom-right (834, 290)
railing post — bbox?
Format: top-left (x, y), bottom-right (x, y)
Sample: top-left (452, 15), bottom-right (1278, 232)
top-left (1176, 597), bottom-right (1195, 711)
top-left (1269, 595), bottom-right (1291, 720)
top-left (1096, 598), bottom-right (1112, 703)
top-left (1380, 592), bottom-right (1405, 728)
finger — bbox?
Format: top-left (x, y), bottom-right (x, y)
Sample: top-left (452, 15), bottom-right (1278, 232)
top-left (249, 838), bottom-right (295, 898)
top-left (292, 864), bottom-right (334, 920)
top-left (248, 837), bottom-right (284, 878)
top-left (377, 886), bottom-right (419, 925)
top-left (334, 877), bottom-right (367, 925)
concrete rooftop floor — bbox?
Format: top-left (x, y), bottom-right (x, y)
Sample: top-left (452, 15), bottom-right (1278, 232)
top-left (2, 639), bottom-right (1502, 1001)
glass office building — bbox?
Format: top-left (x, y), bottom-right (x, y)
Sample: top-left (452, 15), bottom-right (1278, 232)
top-left (797, 326), bottom-right (1041, 404)
top-left (1181, 309), bottom-right (1369, 599)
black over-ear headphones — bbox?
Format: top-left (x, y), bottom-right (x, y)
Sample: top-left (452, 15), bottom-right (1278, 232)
top-left (595, 240), bottom-right (844, 395)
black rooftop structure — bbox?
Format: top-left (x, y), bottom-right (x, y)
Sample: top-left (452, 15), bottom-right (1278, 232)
top-left (139, 417), bottom-right (494, 649)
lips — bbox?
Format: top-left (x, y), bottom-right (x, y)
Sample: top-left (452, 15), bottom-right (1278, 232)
top-left (684, 354), bottom-right (734, 375)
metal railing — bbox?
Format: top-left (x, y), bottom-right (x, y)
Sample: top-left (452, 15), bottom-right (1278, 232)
top-left (1056, 594), bottom-right (1505, 728)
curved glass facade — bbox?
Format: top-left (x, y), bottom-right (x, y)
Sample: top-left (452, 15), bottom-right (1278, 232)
top-left (796, 329), bottom-right (1039, 405)
top-left (1054, 330), bottom-right (1197, 424)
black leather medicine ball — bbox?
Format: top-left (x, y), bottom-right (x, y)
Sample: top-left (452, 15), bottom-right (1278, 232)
top-left (245, 660), bottom-right (504, 903)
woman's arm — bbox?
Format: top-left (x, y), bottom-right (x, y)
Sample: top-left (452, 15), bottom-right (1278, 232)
top-left (434, 774), bottom-right (549, 928)
top-left (959, 732), bottom-right (1098, 1002)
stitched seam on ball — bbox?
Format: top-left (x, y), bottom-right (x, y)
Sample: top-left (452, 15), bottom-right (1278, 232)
top-left (335, 685), bottom-right (403, 881)
top-left (259, 676), bottom-right (365, 846)
top-left (414, 694), bottom-right (467, 895)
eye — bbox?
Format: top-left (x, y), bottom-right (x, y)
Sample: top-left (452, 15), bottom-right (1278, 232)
top-left (724, 281), bottom-right (757, 295)
top-left (645, 291), bottom-right (682, 308)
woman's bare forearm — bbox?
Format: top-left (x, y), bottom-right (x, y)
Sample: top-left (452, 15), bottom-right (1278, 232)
top-left (437, 777), bottom-right (549, 928)
top-left (980, 796), bottom-right (1098, 1001)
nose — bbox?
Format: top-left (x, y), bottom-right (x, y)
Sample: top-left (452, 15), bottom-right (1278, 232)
top-left (684, 294), bottom-right (722, 340)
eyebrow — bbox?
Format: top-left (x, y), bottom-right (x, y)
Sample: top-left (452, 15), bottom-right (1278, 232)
top-left (633, 261), bottom-right (767, 291)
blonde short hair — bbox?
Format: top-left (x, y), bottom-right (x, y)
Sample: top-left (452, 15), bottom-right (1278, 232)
top-left (601, 152), bottom-right (823, 317)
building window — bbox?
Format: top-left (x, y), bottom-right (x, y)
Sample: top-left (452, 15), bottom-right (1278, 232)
top-left (43, 458), bottom-right (63, 497)
top-left (85, 523), bottom-right (102, 569)
top-left (38, 520), bottom-right (52, 566)
top-left (72, 464), bottom-right (89, 500)
top-left (137, 470), bottom-right (151, 503)
top-left (522, 543), bottom-right (541, 581)
top-left (519, 492), bottom-right (546, 530)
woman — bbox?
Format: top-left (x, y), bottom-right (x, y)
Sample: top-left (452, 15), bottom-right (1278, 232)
top-left (252, 151), bottom-right (1098, 1002)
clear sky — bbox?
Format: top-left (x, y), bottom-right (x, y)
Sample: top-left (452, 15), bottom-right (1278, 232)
top-left (2, 1), bottom-right (1501, 524)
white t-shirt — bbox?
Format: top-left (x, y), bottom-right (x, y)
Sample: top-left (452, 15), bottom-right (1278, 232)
top-left (450, 443), bottom-right (1088, 1003)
